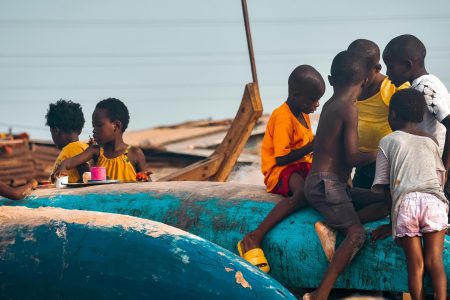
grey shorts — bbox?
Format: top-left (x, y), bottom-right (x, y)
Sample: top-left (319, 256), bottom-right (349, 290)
top-left (305, 172), bottom-right (360, 230)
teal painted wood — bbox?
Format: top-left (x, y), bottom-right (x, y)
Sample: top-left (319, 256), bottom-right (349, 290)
top-left (1, 182), bottom-right (448, 292)
top-left (0, 206), bottom-right (294, 300)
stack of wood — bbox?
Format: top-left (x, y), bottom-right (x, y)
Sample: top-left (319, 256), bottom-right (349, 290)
top-left (0, 140), bottom-right (36, 186)
top-left (30, 142), bottom-right (59, 182)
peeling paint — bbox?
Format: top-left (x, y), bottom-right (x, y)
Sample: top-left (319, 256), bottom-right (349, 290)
top-left (235, 271), bottom-right (252, 289)
top-left (180, 254), bottom-right (190, 264)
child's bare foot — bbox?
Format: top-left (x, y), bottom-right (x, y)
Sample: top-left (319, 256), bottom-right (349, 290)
top-left (241, 231), bottom-right (261, 254)
top-left (302, 291), bottom-right (317, 300)
top-left (315, 221), bottom-right (337, 263)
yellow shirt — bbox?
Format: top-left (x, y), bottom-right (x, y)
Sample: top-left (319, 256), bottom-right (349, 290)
top-left (261, 103), bottom-right (314, 192)
top-left (356, 78), bottom-right (410, 152)
top-left (97, 147), bottom-right (137, 182)
top-left (52, 141), bottom-right (88, 183)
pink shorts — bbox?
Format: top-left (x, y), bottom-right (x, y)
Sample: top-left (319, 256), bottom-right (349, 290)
top-left (395, 192), bottom-right (449, 238)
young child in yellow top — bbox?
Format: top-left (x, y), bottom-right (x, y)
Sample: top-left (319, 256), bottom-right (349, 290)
top-left (238, 65), bottom-right (325, 273)
top-left (46, 99), bottom-right (90, 183)
top-left (347, 39), bottom-right (409, 189)
top-left (53, 98), bottom-right (148, 182)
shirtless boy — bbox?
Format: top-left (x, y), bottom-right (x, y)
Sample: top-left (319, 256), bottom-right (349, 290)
top-left (303, 51), bottom-right (380, 300)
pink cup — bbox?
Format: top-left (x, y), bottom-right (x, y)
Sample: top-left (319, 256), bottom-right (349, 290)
top-left (91, 166), bottom-right (106, 181)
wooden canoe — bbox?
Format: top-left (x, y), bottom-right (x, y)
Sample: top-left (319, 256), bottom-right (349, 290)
top-left (1, 181), bottom-right (448, 293)
top-left (0, 206), bottom-right (294, 299)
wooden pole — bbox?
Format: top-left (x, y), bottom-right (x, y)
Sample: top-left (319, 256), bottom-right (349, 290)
top-left (241, 0), bottom-right (258, 84)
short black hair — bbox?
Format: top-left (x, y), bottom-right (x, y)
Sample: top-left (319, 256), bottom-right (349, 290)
top-left (45, 99), bottom-right (85, 133)
top-left (390, 89), bottom-right (425, 123)
top-left (347, 39), bottom-right (380, 68)
top-left (383, 34), bottom-right (426, 67)
top-left (95, 98), bottom-right (130, 132)
top-left (288, 65), bottom-right (325, 96)
top-left (330, 51), bottom-right (369, 87)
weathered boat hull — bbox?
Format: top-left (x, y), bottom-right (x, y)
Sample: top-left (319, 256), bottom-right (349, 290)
top-left (1, 182), bottom-right (448, 292)
top-left (0, 206), bottom-right (294, 300)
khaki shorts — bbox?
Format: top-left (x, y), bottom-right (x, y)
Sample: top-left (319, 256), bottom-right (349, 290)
top-left (305, 172), bottom-right (360, 230)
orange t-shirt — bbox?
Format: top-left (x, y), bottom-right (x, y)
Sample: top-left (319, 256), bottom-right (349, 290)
top-left (261, 103), bottom-right (314, 192)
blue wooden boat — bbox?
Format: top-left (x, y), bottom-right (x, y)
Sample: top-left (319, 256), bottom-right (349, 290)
top-left (1, 181), bottom-right (449, 293)
top-left (0, 205), bottom-right (294, 299)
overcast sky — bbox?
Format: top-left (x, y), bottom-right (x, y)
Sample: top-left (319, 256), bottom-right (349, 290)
top-left (1, 0), bottom-right (449, 140)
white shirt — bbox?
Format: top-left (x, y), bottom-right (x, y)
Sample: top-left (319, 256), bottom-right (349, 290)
top-left (412, 74), bottom-right (450, 155)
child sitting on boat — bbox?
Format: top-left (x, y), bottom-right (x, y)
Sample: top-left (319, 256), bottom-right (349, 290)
top-left (347, 39), bottom-right (409, 189)
top-left (238, 65), bottom-right (325, 273)
top-left (46, 99), bottom-right (90, 183)
top-left (53, 98), bottom-right (149, 182)
top-left (303, 51), bottom-right (388, 300)
top-left (372, 89), bottom-right (448, 299)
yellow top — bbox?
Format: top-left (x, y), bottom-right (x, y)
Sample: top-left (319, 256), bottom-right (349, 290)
top-left (356, 78), bottom-right (410, 152)
top-left (261, 102), bottom-right (314, 192)
top-left (97, 147), bottom-right (136, 182)
top-left (52, 141), bottom-right (88, 183)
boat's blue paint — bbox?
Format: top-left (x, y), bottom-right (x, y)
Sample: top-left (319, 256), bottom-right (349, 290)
top-left (1, 182), bottom-right (447, 292)
top-left (0, 206), bottom-right (294, 300)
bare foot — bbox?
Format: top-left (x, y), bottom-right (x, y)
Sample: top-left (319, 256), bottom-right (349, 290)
top-left (315, 221), bottom-right (337, 263)
top-left (241, 231), bottom-right (261, 254)
top-left (302, 291), bottom-right (317, 300)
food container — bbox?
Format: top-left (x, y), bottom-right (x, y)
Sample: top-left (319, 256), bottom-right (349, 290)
top-left (91, 166), bottom-right (106, 181)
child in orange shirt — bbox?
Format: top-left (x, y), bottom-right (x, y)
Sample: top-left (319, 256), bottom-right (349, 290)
top-left (53, 98), bottom-right (148, 182)
top-left (237, 65), bottom-right (325, 272)
top-left (46, 99), bottom-right (90, 183)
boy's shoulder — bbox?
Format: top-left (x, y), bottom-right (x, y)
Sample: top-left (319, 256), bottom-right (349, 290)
top-left (269, 102), bottom-right (290, 118)
top-left (127, 145), bottom-right (145, 159)
top-left (380, 130), bottom-right (438, 149)
top-left (61, 141), bottom-right (88, 154)
top-left (411, 74), bottom-right (449, 95)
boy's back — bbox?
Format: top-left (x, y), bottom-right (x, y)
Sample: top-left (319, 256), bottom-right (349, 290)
top-left (312, 98), bottom-right (355, 182)
top-left (302, 51), bottom-right (376, 300)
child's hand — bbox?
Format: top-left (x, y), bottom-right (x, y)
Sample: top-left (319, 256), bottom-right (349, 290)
top-left (136, 171), bottom-right (152, 182)
top-left (51, 161), bottom-right (69, 182)
top-left (371, 224), bottom-right (392, 242)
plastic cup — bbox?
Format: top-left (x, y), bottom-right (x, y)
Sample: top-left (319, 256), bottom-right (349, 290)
top-left (91, 166), bottom-right (106, 181)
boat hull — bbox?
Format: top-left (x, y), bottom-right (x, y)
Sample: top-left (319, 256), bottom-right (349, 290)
top-left (0, 206), bottom-right (294, 299)
top-left (1, 181), bottom-right (448, 292)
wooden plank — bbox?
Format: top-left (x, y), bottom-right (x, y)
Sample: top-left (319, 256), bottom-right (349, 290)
top-left (211, 83), bottom-right (263, 181)
top-left (158, 154), bottom-right (224, 181)
top-left (159, 83), bottom-right (262, 182)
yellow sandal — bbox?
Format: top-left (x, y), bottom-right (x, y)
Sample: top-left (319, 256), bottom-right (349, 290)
top-left (237, 240), bottom-right (270, 273)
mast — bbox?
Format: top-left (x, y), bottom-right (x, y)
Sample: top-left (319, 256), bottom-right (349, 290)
top-left (241, 0), bottom-right (258, 84)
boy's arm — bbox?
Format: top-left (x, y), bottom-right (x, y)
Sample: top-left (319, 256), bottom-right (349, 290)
top-left (275, 140), bottom-right (314, 166)
top-left (75, 163), bottom-right (91, 183)
top-left (371, 185), bottom-right (392, 241)
top-left (440, 116), bottom-right (450, 170)
top-left (0, 181), bottom-right (35, 200)
top-left (52, 146), bottom-right (98, 181)
top-left (343, 105), bottom-right (376, 166)
top-left (129, 147), bottom-right (147, 174)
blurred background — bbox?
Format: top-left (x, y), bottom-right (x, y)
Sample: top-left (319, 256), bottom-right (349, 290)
top-left (1, 0), bottom-right (449, 141)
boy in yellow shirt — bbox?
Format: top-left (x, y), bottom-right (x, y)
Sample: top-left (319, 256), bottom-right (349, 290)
top-left (237, 65), bottom-right (325, 272)
top-left (347, 39), bottom-right (409, 189)
top-left (46, 99), bottom-right (89, 183)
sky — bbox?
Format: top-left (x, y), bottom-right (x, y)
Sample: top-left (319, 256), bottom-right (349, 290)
top-left (0, 0), bottom-right (449, 141)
